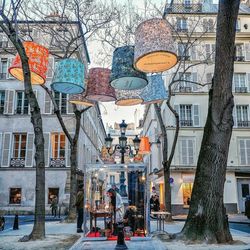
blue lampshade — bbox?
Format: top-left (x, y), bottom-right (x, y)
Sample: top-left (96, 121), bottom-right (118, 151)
top-left (141, 74), bottom-right (168, 105)
top-left (51, 59), bottom-right (85, 94)
top-left (110, 46), bottom-right (148, 90)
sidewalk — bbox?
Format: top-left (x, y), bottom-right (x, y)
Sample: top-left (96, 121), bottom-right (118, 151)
top-left (173, 213), bottom-right (250, 224)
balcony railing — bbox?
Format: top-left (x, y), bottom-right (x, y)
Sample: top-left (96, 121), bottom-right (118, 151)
top-left (49, 158), bottom-right (66, 168)
top-left (177, 27), bottom-right (188, 32)
top-left (237, 121), bottom-right (250, 127)
top-left (0, 73), bottom-right (7, 80)
top-left (165, 3), bottom-right (202, 13)
top-left (180, 120), bottom-right (193, 127)
top-left (235, 87), bottom-right (247, 93)
top-left (10, 158), bottom-right (25, 168)
top-left (179, 86), bottom-right (192, 93)
top-left (234, 56), bottom-right (245, 62)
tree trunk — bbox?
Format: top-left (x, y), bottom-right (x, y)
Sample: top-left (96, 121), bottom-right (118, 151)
top-left (0, 21), bottom-right (46, 240)
top-left (177, 0), bottom-right (239, 243)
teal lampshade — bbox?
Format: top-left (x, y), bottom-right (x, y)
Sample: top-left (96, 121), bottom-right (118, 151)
top-left (110, 46), bottom-right (148, 90)
top-left (51, 59), bottom-right (85, 94)
top-left (141, 74), bottom-right (168, 105)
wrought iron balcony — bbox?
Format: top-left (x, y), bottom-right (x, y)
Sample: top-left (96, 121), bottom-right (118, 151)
top-left (0, 73), bottom-right (7, 80)
top-left (234, 56), bottom-right (245, 62)
top-left (179, 86), bottom-right (192, 92)
top-left (10, 158), bottom-right (25, 168)
top-left (235, 87), bottom-right (247, 93)
top-left (49, 158), bottom-right (66, 168)
top-left (180, 120), bottom-right (193, 127)
top-left (176, 27), bottom-right (188, 32)
top-left (165, 3), bottom-right (202, 13)
top-left (237, 121), bottom-right (250, 127)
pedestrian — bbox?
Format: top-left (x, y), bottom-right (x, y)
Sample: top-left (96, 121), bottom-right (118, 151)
top-left (50, 195), bottom-right (58, 217)
top-left (13, 214), bottom-right (19, 230)
top-left (75, 184), bottom-right (84, 233)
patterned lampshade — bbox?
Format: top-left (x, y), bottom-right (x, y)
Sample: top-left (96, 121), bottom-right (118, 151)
top-left (110, 46), bottom-right (148, 90)
top-left (141, 74), bottom-right (168, 105)
top-left (134, 18), bottom-right (178, 73)
top-left (51, 59), bottom-right (85, 94)
top-left (69, 93), bottom-right (95, 107)
top-left (8, 41), bottom-right (49, 84)
top-left (86, 68), bottom-right (116, 102)
top-left (115, 88), bottom-right (143, 106)
top-left (138, 136), bottom-right (151, 155)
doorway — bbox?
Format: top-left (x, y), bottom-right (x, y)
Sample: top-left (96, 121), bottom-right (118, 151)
top-left (237, 178), bottom-right (250, 212)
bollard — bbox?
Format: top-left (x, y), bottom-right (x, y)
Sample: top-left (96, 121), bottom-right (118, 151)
top-left (13, 214), bottom-right (19, 230)
top-left (114, 222), bottom-right (127, 250)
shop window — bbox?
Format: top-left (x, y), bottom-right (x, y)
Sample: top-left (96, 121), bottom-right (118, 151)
top-left (48, 188), bottom-right (59, 204)
top-left (51, 133), bottom-right (65, 159)
top-left (9, 188), bottom-right (22, 204)
top-left (182, 183), bottom-right (193, 207)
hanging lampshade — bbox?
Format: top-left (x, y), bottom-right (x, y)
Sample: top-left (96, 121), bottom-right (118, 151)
top-left (115, 88), bottom-right (143, 106)
top-left (138, 136), bottom-right (151, 155)
top-left (141, 74), bottom-right (168, 105)
top-left (86, 68), bottom-right (116, 102)
top-left (51, 59), bottom-right (85, 94)
top-left (69, 93), bottom-right (95, 107)
top-left (134, 18), bottom-right (178, 73)
top-left (8, 41), bottom-right (49, 84)
top-left (110, 46), bottom-right (148, 90)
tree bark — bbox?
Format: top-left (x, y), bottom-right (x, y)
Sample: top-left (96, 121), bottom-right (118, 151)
top-left (177, 0), bottom-right (240, 243)
top-left (0, 17), bottom-right (45, 240)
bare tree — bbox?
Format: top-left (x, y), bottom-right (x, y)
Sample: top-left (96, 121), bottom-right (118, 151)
top-left (175, 0), bottom-right (240, 243)
top-left (0, 3), bottom-right (45, 241)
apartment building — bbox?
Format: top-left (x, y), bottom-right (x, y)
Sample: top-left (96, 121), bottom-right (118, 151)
top-left (142, 0), bottom-right (250, 215)
top-left (0, 19), bottom-right (106, 214)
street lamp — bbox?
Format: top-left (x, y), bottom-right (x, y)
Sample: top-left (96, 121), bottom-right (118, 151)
top-left (104, 120), bottom-right (141, 197)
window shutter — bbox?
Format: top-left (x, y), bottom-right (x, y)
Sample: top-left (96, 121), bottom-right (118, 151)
top-left (247, 73), bottom-right (250, 92)
top-left (245, 43), bottom-right (250, 61)
top-left (239, 139), bottom-right (246, 165)
top-left (205, 44), bottom-right (210, 59)
top-left (188, 139), bottom-right (194, 164)
top-left (192, 72), bottom-right (198, 91)
top-left (211, 44), bottom-right (216, 61)
top-left (191, 45), bottom-right (197, 60)
top-left (7, 58), bottom-right (15, 79)
top-left (46, 57), bottom-right (54, 78)
top-left (181, 140), bottom-right (187, 165)
top-left (67, 95), bottom-right (74, 114)
top-left (4, 90), bottom-right (15, 115)
top-left (66, 133), bottom-right (74, 167)
top-left (233, 106), bottom-right (237, 127)
top-left (0, 133), bottom-right (2, 166)
top-left (44, 133), bottom-right (50, 167)
top-left (25, 133), bottom-right (34, 167)
top-left (1, 132), bottom-right (11, 167)
top-left (246, 140), bottom-right (250, 164)
top-left (193, 105), bottom-right (200, 126)
top-left (44, 92), bottom-right (52, 114)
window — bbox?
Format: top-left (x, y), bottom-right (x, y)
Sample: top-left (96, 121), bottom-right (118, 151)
top-left (54, 91), bottom-right (67, 114)
top-left (179, 138), bottom-right (194, 164)
top-left (0, 90), bottom-right (5, 114)
top-left (178, 43), bottom-right (190, 59)
top-left (239, 139), bottom-right (250, 165)
top-left (203, 19), bottom-right (214, 32)
top-left (16, 91), bottom-right (29, 114)
top-left (235, 44), bottom-right (244, 59)
top-left (205, 44), bottom-right (215, 61)
top-left (48, 188), bottom-right (59, 204)
top-left (110, 175), bottom-right (115, 184)
top-left (51, 133), bottom-right (66, 158)
top-left (233, 73), bottom-right (247, 93)
top-left (236, 105), bottom-right (249, 127)
top-left (177, 18), bottom-right (187, 31)
top-left (13, 134), bottom-right (27, 159)
top-left (236, 19), bottom-right (240, 32)
top-left (179, 73), bottom-right (192, 92)
top-left (9, 188), bottom-right (22, 204)
top-left (180, 105), bottom-right (192, 126)
top-left (0, 58), bottom-right (7, 80)
top-left (182, 183), bottom-right (193, 206)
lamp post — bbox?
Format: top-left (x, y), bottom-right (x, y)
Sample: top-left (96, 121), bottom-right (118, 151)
top-left (105, 120), bottom-right (141, 197)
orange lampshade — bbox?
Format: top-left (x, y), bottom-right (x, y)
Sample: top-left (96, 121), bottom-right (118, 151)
top-left (138, 136), bottom-right (151, 155)
top-left (9, 41), bottom-right (49, 84)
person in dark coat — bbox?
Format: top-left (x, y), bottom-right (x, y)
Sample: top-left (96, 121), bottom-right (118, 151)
top-left (75, 184), bottom-right (84, 233)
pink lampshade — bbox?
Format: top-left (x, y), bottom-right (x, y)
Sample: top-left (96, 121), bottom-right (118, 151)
top-left (86, 68), bottom-right (116, 102)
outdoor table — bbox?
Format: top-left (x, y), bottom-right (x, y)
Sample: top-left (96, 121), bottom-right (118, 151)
top-left (151, 211), bottom-right (171, 232)
top-left (90, 210), bottom-right (113, 236)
